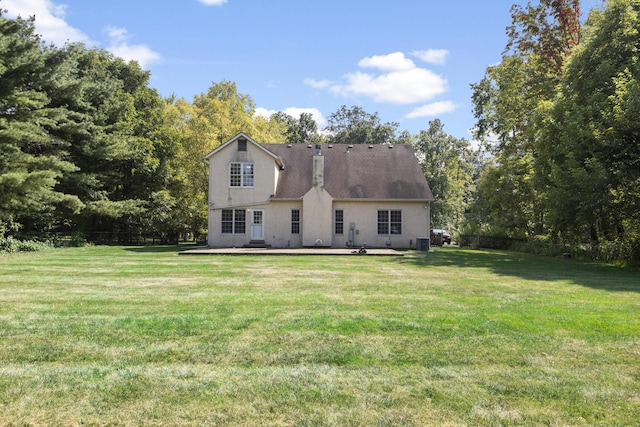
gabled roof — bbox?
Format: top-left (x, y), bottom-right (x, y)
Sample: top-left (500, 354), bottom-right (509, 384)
top-left (264, 143), bottom-right (434, 201)
top-left (203, 133), bottom-right (282, 165)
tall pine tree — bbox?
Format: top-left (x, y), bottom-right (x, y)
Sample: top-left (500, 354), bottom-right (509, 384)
top-left (0, 10), bottom-right (81, 235)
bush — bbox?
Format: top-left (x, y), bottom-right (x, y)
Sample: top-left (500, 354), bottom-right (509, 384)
top-left (0, 237), bottom-right (53, 254)
top-left (511, 235), bottom-right (568, 257)
top-left (50, 232), bottom-right (88, 248)
top-left (509, 235), bottom-right (640, 265)
top-left (571, 239), bottom-right (640, 264)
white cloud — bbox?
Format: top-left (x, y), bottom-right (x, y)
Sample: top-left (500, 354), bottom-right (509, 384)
top-left (105, 26), bottom-right (128, 43)
top-left (358, 51), bottom-right (415, 72)
top-left (304, 78), bottom-right (333, 89)
top-left (406, 101), bottom-right (459, 118)
top-left (255, 107), bottom-right (327, 129)
top-left (331, 68), bottom-right (448, 105)
top-left (310, 51), bottom-right (448, 105)
top-left (254, 107), bottom-right (271, 117)
top-left (411, 49), bottom-right (449, 65)
top-left (198, 0), bottom-right (228, 5)
top-left (2, 0), bottom-right (94, 45)
top-left (107, 43), bottom-right (163, 69)
top-left (3, 1), bottom-right (162, 68)
top-left (104, 26), bottom-right (162, 69)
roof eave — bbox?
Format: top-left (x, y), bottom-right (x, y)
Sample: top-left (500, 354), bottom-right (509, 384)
top-left (332, 198), bottom-right (434, 203)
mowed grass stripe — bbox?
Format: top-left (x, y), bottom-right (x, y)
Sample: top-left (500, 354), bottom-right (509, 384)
top-left (0, 245), bottom-right (638, 426)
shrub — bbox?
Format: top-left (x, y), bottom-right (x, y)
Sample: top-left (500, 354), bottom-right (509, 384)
top-left (571, 239), bottom-right (640, 264)
top-left (509, 235), bottom-right (640, 265)
top-left (0, 237), bottom-right (53, 254)
top-left (510, 235), bottom-right (568, 257)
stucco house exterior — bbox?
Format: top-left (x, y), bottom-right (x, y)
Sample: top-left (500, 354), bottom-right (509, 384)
top-left (204, 133), bottom-right (434, 249)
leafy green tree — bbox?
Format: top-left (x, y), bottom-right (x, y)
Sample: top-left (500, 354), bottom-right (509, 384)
top-left (470, 0), bottom-right (581, 237)
top-left (325, 105), bottom-right (398, 145)
top-left (271, 111), bottom-right (323, 145)
top-left (543, 0), bottom-right (640, 243)
top-left (467, 154), bottom-right (536, 237)
top-left (415, 119), bottom-right (473, 233)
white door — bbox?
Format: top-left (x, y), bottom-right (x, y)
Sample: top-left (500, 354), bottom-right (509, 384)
top-left (251, 209), bottom-right (264, 240)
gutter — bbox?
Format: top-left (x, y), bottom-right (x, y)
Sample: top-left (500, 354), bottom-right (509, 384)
top-left (209, 200), bottom-right (273, 210)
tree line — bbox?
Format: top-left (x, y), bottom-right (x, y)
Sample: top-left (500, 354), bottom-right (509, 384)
top-left (469, 0), bottom-right (639, 261)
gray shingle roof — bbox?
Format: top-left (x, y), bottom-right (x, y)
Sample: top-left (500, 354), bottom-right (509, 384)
top-left (264, 143), bottom-right (434, 201)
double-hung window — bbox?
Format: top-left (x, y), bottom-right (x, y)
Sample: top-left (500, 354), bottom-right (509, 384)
top-left (221, 209), bottom-right (246, 234)
top-left (291, 209), bottom-right (300, 234)
top-left (377, 210), bottom-right (402, 235)
top-left (335, 210), bottom-right (344, 235)
top-left (229, 162), bottom-right (254, 188)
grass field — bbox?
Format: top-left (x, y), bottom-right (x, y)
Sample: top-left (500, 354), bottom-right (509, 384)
top-left (0, 245), bottom-right (638, 426)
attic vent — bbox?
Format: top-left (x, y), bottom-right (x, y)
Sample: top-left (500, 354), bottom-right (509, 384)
top-left (328, 144), bottom-right (333, 148)
top-left (368, 145), bottom-right (373, 149)
top-left (307, 144), bottom-right (312, 148)
top-left (287, 144), bottom-right (292, 148)
top-left (388, 144), bottom-right (394, 149)
top-left (238, 138), bottom-right (247, 151)
top-left (348, 144), bottom-right (353, 148)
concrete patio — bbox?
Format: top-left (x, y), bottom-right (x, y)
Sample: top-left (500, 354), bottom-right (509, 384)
top-left (179, 247), bottom-right (406, 256)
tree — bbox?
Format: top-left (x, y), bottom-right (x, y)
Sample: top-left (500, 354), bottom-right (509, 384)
top-left (39, 45), bottom-right (178, 239)
top-left (467, 154), bottom-right (536, 237)
top-left (271, 111), bottom-right (323, 145)
top-left (0, 10), bottom-right (81, 235)
top-left (506, 0), bottom-right (581, 75)
top-left (325, 105), bottom-right (398, 145)
top-left (470, 0), bottom-right (582, 238)
top-left (543, 0), bottom-right (640, 243)
top-left (415, 119), bottom-right (473, 232)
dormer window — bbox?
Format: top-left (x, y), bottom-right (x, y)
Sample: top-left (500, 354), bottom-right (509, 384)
top-left (229, 162), bottom-right (254, 187)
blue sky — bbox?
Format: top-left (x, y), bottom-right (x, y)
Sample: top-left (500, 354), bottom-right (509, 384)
top-left (3, 0), bottom-right (603, 141)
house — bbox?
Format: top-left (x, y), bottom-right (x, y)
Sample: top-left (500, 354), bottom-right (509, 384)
top-left (204, 133), bottom-right (434, 249)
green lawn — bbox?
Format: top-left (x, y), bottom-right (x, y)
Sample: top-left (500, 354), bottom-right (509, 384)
top-left (0, 245), bottom-right (638, 426)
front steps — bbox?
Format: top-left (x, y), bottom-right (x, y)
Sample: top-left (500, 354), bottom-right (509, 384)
top-left (243, 240), bottom-right (271, 248)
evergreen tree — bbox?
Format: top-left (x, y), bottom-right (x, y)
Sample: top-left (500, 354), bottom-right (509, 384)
top-left (48, 46), bottom-right (178, 239)
top-left (0, 11), bottom-right (81, 235)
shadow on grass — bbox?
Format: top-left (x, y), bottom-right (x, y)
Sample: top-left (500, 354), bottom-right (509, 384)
top-left (124, 243), bottom-right (201, 254)
top-left (397, 247), bottom-right (640, 293)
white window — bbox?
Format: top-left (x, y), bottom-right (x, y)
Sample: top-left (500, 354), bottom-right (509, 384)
top-left (335, 210), bottom-right (344, 235)
top-left (229, 162), bottom-right (254, 188)
top-left (221, 209), bottom-right (246, 234)
top-left (378, 210), bottom-right (402, 235)
top-left (291, 209), bottom-right (300, 234)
